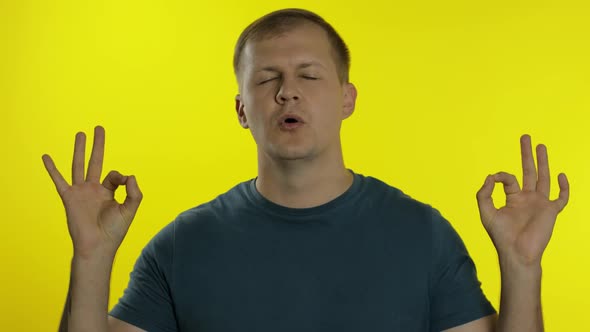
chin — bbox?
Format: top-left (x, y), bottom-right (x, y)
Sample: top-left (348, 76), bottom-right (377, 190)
top-left (265, 145), bottom-right (317, 161)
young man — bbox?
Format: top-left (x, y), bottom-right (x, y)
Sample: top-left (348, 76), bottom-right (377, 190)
top-left (45, 8), bottom-right (569, 332)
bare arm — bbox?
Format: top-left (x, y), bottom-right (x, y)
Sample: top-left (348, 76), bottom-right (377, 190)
top-left (58, 254), bottom-right (145, 332)
top-left (495, 257), bottom-right (543, 331)
top-left (58, 253), bottom-right (114, 332)
top-left (443, 262), bottom-right (543, 332)
top-left (44, 126), bottom-right (143, 332)
top-left (442, 258), bottom-right (542, 332)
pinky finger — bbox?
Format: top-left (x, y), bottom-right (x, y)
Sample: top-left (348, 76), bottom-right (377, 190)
top-left (554, 173), bottom-right (570, 212)
top-left (42, 154), bottom-right (69, 196)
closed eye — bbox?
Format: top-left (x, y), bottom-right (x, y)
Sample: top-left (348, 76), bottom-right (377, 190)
top-left (258, 77), bottom-right (279, 85)
top-left (302, 76), bottom-right (318, 80)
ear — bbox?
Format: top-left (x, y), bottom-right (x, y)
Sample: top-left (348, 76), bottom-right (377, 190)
top-left (342, 82), bottom-right (357, 120)
top-left (235, 94), bottom-right (249, 129)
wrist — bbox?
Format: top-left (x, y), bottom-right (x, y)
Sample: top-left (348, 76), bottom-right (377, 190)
top-left (73, 241), bottom-right (118, 260)
top-left (496, 245), bottom-right (542, 269)
top-left (73, 247), bottom-right (117, 265)
top-left (498, 253), bottom-right (542, 285)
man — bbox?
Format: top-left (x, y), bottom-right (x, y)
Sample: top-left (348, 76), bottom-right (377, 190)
top-left (44, 8), bottom-right (569, 332)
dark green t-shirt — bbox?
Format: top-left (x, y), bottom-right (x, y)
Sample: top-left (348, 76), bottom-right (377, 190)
top-left (110, 171), bottom-right (496, 331)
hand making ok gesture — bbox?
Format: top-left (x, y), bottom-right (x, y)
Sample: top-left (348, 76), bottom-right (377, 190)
top-left (476, 134), bottom-right (570, 266)
top-left (42, 126), bottom-right (143, 259)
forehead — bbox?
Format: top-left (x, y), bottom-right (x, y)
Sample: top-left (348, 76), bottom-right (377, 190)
top-left (242, 23), bottom-right (335, 71)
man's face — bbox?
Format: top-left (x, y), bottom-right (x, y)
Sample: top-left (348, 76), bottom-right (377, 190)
top-left (235, 23), bottom-right (356, 162)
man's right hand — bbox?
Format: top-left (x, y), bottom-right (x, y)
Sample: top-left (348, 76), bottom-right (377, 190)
top-left (42, 126), bottom-right (143, 259)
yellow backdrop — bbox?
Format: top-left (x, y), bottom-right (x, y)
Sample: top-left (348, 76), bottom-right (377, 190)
top-left (1, 0), bottom-right (588, 330)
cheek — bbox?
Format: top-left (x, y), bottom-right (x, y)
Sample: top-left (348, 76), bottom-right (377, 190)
top-left (246, 87), bottom-right (276, 110)
top-left (309, 87), bottom-right (344, 115)
top-left (243, 97), bottom-right (272, 130)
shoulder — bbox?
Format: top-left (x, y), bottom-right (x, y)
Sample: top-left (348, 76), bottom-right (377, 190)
top-left (359, 174), bottom-right (441, 224)
top-left (162, 179), bottom-right (253, 236)
top-left (356, 173), bottom-right (465, 252)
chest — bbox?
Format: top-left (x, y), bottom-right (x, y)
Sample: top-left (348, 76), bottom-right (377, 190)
top-left (170, 225), bottom-right (431, 331)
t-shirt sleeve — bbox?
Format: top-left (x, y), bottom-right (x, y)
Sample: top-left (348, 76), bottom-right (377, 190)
top-left (109, 221), bottom-right (178, 332)
top-left (428, 209), bottom-right (496, 331)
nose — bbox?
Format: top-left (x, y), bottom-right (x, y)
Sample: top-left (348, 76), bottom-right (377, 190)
top-left (275, 77), bottom-right (300, 104)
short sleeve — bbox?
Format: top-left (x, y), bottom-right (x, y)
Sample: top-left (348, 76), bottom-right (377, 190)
top-left (428, 210), bottom-right (496, 331)
top-left (109, 222), bottom-right (178, 332)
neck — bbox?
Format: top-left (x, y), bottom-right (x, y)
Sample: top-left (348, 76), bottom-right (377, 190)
top-left (255, 149), bottom-right (353, 209)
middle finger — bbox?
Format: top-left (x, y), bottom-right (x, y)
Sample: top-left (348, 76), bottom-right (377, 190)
top-left (520, 134), bottom-right (537, 191)
top-left (86, 126), bottom-right (105, 183)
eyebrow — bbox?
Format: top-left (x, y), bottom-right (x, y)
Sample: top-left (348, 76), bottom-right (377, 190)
top-left (256, 61), bottom-right (326, 73)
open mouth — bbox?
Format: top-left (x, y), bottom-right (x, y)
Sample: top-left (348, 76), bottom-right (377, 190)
top-left (278, 114), bottom-right (304, 130)
top-left (278, 114), bottom-right (304, 124)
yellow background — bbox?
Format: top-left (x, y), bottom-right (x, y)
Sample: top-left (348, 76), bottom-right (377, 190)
top-left (1, 0), bottom-right (588, 330)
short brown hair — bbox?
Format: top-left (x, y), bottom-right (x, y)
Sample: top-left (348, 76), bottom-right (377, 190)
top-left (233, 8), bottom-right (351, 83)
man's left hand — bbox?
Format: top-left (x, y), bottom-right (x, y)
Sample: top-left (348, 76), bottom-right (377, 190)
top-left (476, 134), bottom-right (570, 266)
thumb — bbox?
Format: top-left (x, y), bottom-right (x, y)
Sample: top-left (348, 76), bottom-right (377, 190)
top-left (123, 175), bottom-right (143, 219)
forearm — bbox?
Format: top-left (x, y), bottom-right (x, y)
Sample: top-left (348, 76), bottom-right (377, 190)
top-left (496, 256), bottom-right (543, 332)
top-left (59, 252), bottom-right (115, 332)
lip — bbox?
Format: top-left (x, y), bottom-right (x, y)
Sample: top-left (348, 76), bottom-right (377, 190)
top-left (277, 113), bottom-right (306, 126)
